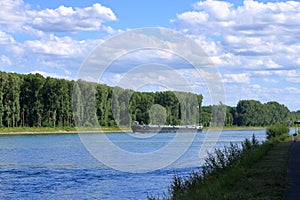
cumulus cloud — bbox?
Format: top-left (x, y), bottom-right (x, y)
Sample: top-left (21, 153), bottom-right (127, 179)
top-left (0, 0), bottom-right (116, 77)
top-left (223, 73), bottom-right (250, 84)
top-left (0, 0), bottom-right (117, 33)
top-left (28, 3), bottom-right (117, 32)
top-left (21, 36), bottom-right (104, 78)
top-left (172, 0), bottom-right (300, 109)
top-left (0, 0), bottom-right (28, 31)
top-left (25, 34), bottom-right (85, 56)
top-left (173, 0), bottom-right (300, 66)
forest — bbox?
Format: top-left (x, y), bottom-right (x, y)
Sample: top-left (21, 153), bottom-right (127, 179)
top-left (201, 101), bottom-right (295, 127)
top-left (0, 71), bottom-right (298, 128)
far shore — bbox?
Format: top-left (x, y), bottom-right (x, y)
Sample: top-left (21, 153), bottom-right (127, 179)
top-left (0, 128), bottom-right (131, 135)
top-left (0, 126), bottom-right (266, 135)
top-left (205, 126), bottom-right (266, 131)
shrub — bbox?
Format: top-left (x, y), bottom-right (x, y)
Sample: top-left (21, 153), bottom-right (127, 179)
top-left (266, 123), bottom-right (289, 140)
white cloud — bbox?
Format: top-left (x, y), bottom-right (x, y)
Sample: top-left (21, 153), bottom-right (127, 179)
top-left (174, 11), bottom-right (209, 26)
top-left (274, 69), bottom-right (297, 77)
top-left (0, 31), bottom-right (15, 44)
top-left (0, 0), bottom-right (28, 31)
top-left (28, 3), bottom-right (117, 32)
top-left (223, 73), bottom-right (250, 84)
top-left (262, 78), bottom-right (278, 83)
top-left (0, 1), bottom-right (118, 76)
top-left (19, 36), bottom-right (104, 78)
top-left (265, 59), bottom-right (282, 69)
top-left (0, 1), bottom-right (117, 33)
top-left (173, 0), bottom-right (300, 71)
top-left (6, 45), bottom-right (24, 57)
top-left (286, 76), bottom-right (300, 84)
top-left (0, 55), bottom-right (12, 66)
top-left (252, 84), bottom-right (261, 90)
top-left (253, 71), bottom-right (272, 76)
top-left (25, 34), bottom-right (84, 56)
top-left (285, 87), bottom-right (300, 94)
top-left (194, 0), bottom-right (234, 21)
top-left (28, 70), bottom-right (71, 80)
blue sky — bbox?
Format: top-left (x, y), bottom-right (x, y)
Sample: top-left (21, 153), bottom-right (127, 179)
top-left (1, 0), bottom-right (300, 110)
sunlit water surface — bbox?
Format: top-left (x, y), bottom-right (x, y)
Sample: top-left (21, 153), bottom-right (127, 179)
top-left (0, 130), bottom-right (266, 199)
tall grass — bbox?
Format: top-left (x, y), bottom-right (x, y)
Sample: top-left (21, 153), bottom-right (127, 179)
top-left (148, 135), bottom-right (274, 200)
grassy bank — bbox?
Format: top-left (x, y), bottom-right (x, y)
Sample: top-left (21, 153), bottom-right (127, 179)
top-left (227, 140), bottom-right (292, 199)
top-left (0, 126), bottom-right (131, 134)
top-left (203, 126), bottom-right (266, 131)
top-left (150, 136), bottom-right (293, 200)
top-left (0, 126), bottom-right (265, 134)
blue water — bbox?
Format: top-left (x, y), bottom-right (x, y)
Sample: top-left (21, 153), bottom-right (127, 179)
top-left (0, 130), bottom-right (266, 199)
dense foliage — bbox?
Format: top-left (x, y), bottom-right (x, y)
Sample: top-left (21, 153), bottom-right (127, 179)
top-left (266, 123), bottom-right (289, 140)
top-left (0, 71), bottom-right (297, 128)
top-left (0, 71), bottom-right (203, 128)
top-left (201, 100), bottom-right (292, 127)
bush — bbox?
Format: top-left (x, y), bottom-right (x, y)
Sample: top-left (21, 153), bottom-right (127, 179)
top-left (266, 123), bottom-right (289, 140)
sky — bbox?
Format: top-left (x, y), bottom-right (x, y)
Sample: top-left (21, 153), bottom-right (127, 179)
top-left (1, 0), bottom-right (300, 110)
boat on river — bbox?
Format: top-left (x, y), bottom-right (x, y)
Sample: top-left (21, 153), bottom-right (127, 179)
top-left (131, 123), bottom-right (203, 133)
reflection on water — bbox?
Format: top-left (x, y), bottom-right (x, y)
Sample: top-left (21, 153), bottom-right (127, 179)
top-left (0, 130), bottom-right (266, 199)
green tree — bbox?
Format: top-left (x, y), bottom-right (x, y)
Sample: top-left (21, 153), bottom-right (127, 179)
top-left (2, 73), bottom-right (22, 127)
top-left (111, 87), bottom-right (133, 126)
top-left (0, 72), bottom-right (8, 127)
top-left (236, 100), bottom-right (263, 126)
top-left (130, 92), bottom-right (154, 125)
top-left (20, 73), bottom-right (45, 127)
top-left (149, 104), bottom-right (167, 125)
top-left (154, 91), bottom-right (179, 125)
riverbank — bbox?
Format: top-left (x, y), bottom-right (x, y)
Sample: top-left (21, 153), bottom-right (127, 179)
top-left (204, 126), bottom-right (266, 131)
top-left (150, 136), bottom-right (293, 200)
top-left (0, 127), bottom-right (131, 135)
top-left (0, 126), bottom-right (266, 135)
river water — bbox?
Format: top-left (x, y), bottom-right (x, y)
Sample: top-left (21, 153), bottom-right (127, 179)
top-left (0, 130), bottom-right (266, 200)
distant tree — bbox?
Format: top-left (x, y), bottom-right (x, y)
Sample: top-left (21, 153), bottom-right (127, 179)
top-left (0, 72), bottom-right (8, 127)
top-left (200, 106), bottom-right (211, 127)
top-left (149, 104), bottom-right (167, 125)
top-left (111, 87), bottom-right (133, 126)
top-left (20, 73), bottom-right (45, 127)
top-left (130, 92), bottom-right (154, 125)
top-left (72, 81), bottom-right (84, 127)
top-left (211, 102), bottom-right (226, 127)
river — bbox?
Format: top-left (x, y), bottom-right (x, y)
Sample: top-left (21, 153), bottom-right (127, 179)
top-left (0, 129), bottom-right (266, 199)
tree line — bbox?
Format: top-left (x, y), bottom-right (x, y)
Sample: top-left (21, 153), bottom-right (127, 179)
top-left (0, 71), bottom-right (298, 128)
top-left (201, 100), bottom-right (296, 127)
top-left (0, 71), bottom-right (203, 128)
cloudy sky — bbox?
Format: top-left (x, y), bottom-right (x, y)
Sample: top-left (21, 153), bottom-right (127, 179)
top-left (1, 0), bottom-right (300, 110)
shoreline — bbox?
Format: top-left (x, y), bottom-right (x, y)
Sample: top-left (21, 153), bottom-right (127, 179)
top-left (0, 129), bottom-right (131, 135)
top-left (205, 126), bottom-right (266, 131)
top-left (0, 126), bottom-right (266, 135)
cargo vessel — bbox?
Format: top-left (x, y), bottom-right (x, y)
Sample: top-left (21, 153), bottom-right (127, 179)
top-left (131, 123), bottom-right (203, 133)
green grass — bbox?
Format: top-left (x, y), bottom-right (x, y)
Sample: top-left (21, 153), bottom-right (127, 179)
top-left (150, 136), bottom-right (293, 200)
top-left (0, 125), bottom-right (267, 134)
top-left (229, 141), bottom-right (291, 199)
top-left (203, 126), bottom-right (266, 131)
top-left (0, 126), bottom-right (76, 133)
top-left (0, 126), bottom-right (130, 133)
